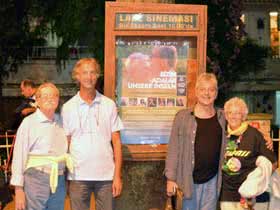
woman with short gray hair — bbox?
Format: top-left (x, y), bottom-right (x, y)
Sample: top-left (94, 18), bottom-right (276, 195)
top-left (220, 97), bottom-right (277, 210)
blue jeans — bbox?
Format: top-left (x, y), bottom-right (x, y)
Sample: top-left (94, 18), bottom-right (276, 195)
top-left (69, 180), bottom-right (114, 210)
top-left (24, 168), bottom-right (66, 210)
top-left (183, 175), bottom-right (218, 210)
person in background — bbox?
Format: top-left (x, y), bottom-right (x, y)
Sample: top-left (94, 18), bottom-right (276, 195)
top-left (10, 79), bottom-right (37, 130)
top-left (61, 58), bottom-right (123, 210)
top-left (10, 82), bottom-right (71, 210)
top-left (220, 97), bottom-right (277, 210)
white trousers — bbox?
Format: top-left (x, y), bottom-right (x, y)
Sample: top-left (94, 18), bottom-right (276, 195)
top-left (220, 201), bottom-right (269, 210)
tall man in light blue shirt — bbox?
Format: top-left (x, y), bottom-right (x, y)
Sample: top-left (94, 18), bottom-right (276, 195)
top-left (11, 83), bottom-right (69, 210)
top-left (61, 58), bottom-right (123, 210)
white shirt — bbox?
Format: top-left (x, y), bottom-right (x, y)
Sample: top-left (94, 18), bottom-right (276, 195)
top-left (61, 91), bottom-right (123, 180)
top-left (10, 109), bottom-right (68, 186)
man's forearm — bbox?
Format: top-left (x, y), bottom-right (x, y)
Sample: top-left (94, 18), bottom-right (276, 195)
top-left (21, 107), bottom-right (36, 116)
top-left (112, 132), bottom-right (122, 178)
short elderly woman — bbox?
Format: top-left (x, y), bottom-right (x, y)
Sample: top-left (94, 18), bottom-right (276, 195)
top-left (220, 97), bottom-right (277, 210)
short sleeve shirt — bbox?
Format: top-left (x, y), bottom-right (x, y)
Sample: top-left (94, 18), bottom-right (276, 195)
top-left (61, 91), bottom-right (123, 180)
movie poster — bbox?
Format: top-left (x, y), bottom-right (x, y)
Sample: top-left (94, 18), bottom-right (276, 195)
top-left (116, 36), bottom-right (197, 144)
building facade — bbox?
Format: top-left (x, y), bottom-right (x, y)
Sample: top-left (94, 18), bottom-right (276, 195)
top-left (233, 0), bottom-right (280, 126)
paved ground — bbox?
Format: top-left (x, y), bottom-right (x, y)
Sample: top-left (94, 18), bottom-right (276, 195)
top-left (4, 195), bottom-right (96, 210)
top-left (4, 196), bottom-right (71, 210)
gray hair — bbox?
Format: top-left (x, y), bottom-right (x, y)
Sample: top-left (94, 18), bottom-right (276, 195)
top-left (36, 82), bottom-right (60, 98)
top-left (195, 73), bottom-right (218, 90)
top-left (224, 97), bottom-right (248, 120)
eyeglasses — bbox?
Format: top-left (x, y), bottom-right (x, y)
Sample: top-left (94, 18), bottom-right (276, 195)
top-left (38, 94), bottom-right (58, 100)
top-left (226, 111), bottom-right (243, 116)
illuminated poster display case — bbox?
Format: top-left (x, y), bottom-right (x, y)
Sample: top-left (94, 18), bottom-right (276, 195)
top-left (105, 2), bottom-right (207, 160)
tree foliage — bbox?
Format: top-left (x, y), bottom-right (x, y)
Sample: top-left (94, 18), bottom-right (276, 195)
top-left (1, 0), bottom-right (268, 100)
top-left (29, 0), bottom-right (105, 66)
top-left (0, 1), bottom-right (32, 96)
top-left (0, 0), bottom-right (106, 93)
top-left (175, 0), bottom-right (268, 102)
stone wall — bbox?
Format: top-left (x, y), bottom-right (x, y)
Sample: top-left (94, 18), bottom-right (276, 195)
top-left (116, 161), bottom-right (166, 210)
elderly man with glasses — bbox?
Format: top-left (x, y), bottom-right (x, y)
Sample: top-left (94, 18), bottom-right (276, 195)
top-left (11, 82), bottom-right (72, 210)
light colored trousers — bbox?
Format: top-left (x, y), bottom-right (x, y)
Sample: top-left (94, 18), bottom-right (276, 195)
top-left (220, 201), bottom-right (269, 210)
top-left (24, 168), bottom-right (66, 210)
top-left (182, 175), bottom-right (218, 210)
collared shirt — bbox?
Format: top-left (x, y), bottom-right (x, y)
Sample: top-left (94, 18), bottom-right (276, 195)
top-left (165, 108), bottom-right (227, 199)
top-left (10, 109), bottom-right (68, 187)
top-left (61, 91), bottom-right (123, 181)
